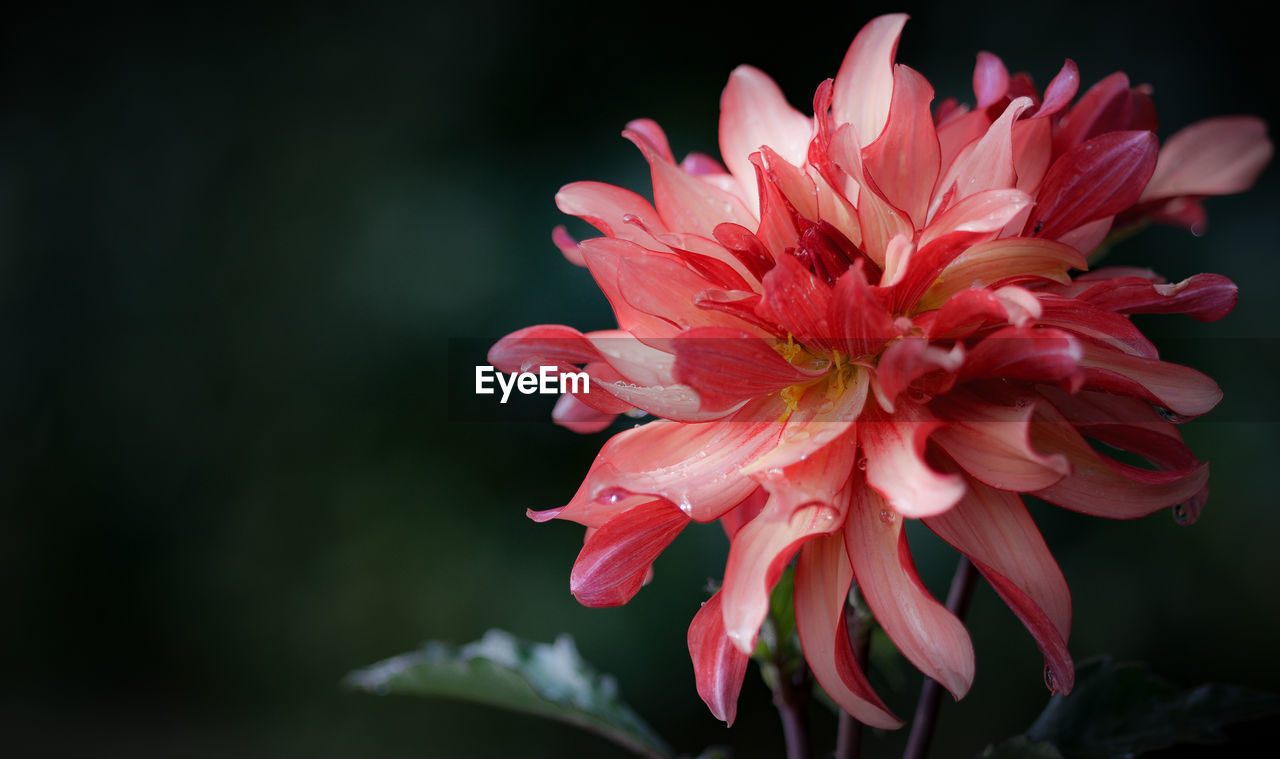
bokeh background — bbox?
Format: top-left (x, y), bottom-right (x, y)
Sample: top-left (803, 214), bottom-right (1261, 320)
top-left (3, 1), bottom-right (1277, 757)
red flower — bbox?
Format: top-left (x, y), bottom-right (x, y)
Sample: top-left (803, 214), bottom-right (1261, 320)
top-left (491, 14), bottom-right (1270, 727)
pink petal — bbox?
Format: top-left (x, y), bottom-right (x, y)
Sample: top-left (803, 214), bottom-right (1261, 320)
top-left (1052, 72), bottom-right (1134, 153)
top-left (1026, 131), bottom-right (1158, 240)
top-left (918, 188), bottom-right (1032, 249)
top-left (930, 97), bottom-right (1033, 222)
top-left (489, 324), bottom-right (600, 373)
top-left (1033, 294), bottom-right (1157, 358)
top-left (930, 389), bottom-right (1070, 492)
top-left (688, 590), bottom-right (750, 725)
top-left (973, 52), bottom-right (1009, 109)
top-left (1142, 116), bottom-right (1272, 200)
top-left (624, 126), bottom-right (755, 238)
top-left (721, 486), bottom-right (847, 653)
top-left (553, 392), bottom-right (617, 434)
top-left (552, 225), bottom-right (586, 266)
top-left (863, 64), bottom-right (940, 228)
top-left (556, 181), bottom-right (670, 248)
top-left (1011, 118), bottom-right (1052, 195)
top-left (794, 533), bottom-right (902, 728)
top-left (832, 13), bottom-right (909, 148)
top-left (845, 479), bottom-right (975, 698)
top-left (570, 500), bottom-right (688, 606)
top-left (860, 403), bottom-right (967, 518)
top-left (556, 417), bottom-right (782, 527)
top-left (1027, 59), bottom-right (1079, 120)
top-left (923, 479), bottom-right (1074, 694)
top-left (719, 65), bottom-right (814, 216)
top-left (579, 238), bottom-right (688, 339)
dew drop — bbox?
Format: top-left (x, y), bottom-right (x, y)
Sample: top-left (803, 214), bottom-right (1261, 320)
top-left (598, 487), bottom-right (628, 504)
top-left (856, 456), bottom-right (868, 470)
top-left (1015, 397), bottom-right (1031, 409)
top-left (1172, 502), bottom-right (1193, 526)
top-left (878, 509), bottom-right (896, 524)
top-left (1043, 665), bottom-right (1057, 693)
top-left (908, 389), bottom-right (929, 403)
top-left (818, 399), bottom-right (836, 414)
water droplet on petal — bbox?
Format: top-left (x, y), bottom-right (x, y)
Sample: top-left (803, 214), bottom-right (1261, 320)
top-left (1043, 665), bottom-right (1057, 693)
top-left (818, 399), bottom-right (836, 414)
top-left (856, 456), bottom-right (868, 470)
top-left (878, 509), bottom-right (896, 524)
top-left (1172, 502), bottom-right (1193, 525)
top-left (598, 487), bottom-right (628, 504)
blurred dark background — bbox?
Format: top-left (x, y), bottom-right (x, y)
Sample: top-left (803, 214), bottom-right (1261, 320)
top-left (2, 1), bottom-right (1277, 757)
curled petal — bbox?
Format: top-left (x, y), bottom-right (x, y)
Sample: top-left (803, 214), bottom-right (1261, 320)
top-left (860, 403), bottom-right (966, 518)
top-left (833, 13), bottom-right (908, 148)
top-left (794, 533), bottom-right (902, 728)
top-left (1071, 273), bottom-right (1238, 323)
top-left (720, 65), bottom-right (813, 216)
top-left (874, 337), bottom-right (964, 413)
top-left (571, 500), bottom-right (688, 606)
top-left (489, 324), bottom-right (600, 373)
top-left (845, 480), bottom-right (975, 698)
top-left (758, 254), bottom-right (834, 348)
top-left (556, 181), bottom-right (670, 248)
top-left (920, 237), bottom-right (1085, 309)
top-left (688, 590), bottom-right (750, 725)
top-left (1028, 59), bottom-right (1079, 120)
top-left (1077, 342), bottom-right (1222, 417)
top-left (1029, 402), bottom-right (1209, 518)
top-left (831, 261), bottom-right (898, 357)
top-left (931, 389), bottom-right (1070, 492)
top-left (721, 491), bottom-right (845, 653)
top-left (863, 63), bottom-right (940, 228)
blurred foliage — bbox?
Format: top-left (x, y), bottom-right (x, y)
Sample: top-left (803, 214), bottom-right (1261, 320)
top-left (2, 1), bottom-right (1278, 757)
top-left (980, 657), bottom-right (1280, 758)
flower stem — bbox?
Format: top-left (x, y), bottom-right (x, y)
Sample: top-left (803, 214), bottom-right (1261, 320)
top-left (901, 556), bottom-right (978, 759)
top-left (770, 657), bottom-right (812, 759)
top-left (836, 598), bottom-right (873, 759)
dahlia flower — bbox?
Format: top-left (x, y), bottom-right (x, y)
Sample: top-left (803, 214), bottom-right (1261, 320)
top-left (490, 14), bottom-right (1271, 728)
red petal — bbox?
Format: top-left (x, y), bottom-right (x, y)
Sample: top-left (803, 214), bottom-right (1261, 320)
top-left (688, 591), bottom-right (750, 725)
top-left (758, 254), bottom-right (834, 347)
top-left (1027, 59), bottom-right (1079, 120)
top-left (830, 261), bottom-right (897, 357)
top-left (1077, 342), bottom-right (1222, 417)
top-left (1073, 273), bottom-right (1238, 323)
top-left (1026, 131), bottom-right (1158, 240)
top-left (961, 326), bottom-right (1083, 386)
top-left (570, 500), bottom-right (688, 607)
top-left (675, 326), bottom-right (825, 408)
top-left (863, 64), bottom-right (940, 228)
top-left (556, 181), bottom-right (670, 248)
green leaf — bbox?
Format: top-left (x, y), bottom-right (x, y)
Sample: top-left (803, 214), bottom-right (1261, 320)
top-left (981, 656), bottom-right (1280, 759)
top-left (345, 629), bottom-right (674, 759)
